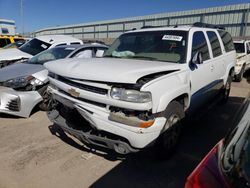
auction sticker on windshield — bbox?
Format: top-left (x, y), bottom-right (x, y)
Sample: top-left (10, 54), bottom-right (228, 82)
top-left (162, 35), bottom-right (183, 41)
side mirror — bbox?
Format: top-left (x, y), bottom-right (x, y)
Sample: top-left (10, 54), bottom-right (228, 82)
top-left (247, 49), bottom-right (250, 54)
top-left (191, 52), bottom-right (203, 64)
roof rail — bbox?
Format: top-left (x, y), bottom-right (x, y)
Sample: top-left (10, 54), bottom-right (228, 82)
top-left (193, 22), bottom-right (225, 30)
top-left (141, 25), bottom-right (161, 29)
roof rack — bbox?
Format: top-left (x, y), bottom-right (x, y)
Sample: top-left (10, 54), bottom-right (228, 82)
top-left (193, 22), bottom-right (225, 30)
top-left (140, 25), bottom-right (162, 29)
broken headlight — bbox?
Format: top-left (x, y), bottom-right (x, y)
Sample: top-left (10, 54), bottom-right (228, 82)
top-left (110, 87), bottom-right (151, 103)
top-left (3, 75), bottom-right (42, 89)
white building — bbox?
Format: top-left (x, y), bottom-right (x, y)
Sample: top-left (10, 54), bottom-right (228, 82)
top-left (0, 19), bottom-right (16, 35)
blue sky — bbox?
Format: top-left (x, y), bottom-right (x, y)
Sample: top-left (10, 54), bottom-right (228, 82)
top-left (0, 0), bottom-right (249, 33)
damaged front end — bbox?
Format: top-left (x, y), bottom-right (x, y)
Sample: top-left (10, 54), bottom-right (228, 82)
top-left (0, 76), bottom-right (47, 117)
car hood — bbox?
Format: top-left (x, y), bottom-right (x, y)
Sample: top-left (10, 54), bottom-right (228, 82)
top-left (0, 63), bottom-right (44, 82)
top-left (0, 48), bottom-right (32, 61)
top-left (44, 58), bottom-right (184, 84)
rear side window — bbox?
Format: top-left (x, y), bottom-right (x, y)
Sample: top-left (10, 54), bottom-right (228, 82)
top-left (207, 31), bottom-right (222, 58)
top-left (70, 42), bottom-right (80, 45)
top-left (0, 38), bottom-right (11, 47)
top-left (192, 31), bottom-right (210, 61)
top-left (218, 30), bottom-right (235, 52)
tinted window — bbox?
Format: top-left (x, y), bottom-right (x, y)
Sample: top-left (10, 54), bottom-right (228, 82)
top-left (70, 42), bottom-right (80, 45)
top-left (234, 43), bottom-right (245, 53)
top-left (192, 31), bottom-right (210, 61)
top-left (0, 38), bottom-right (11, 48)
top-left (218, 30), bottom-right (235, 52)
top-left (1, 28), bottom-right (9, 34)
top-left (207, 31), bottom-right (222, 57)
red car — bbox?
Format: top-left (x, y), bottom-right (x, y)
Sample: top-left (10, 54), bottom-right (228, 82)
top-left (185, 93), bottom-right (250, 188)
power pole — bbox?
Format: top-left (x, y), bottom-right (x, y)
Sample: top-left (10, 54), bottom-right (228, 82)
top-left (20, 0), bottom-right (24, 35)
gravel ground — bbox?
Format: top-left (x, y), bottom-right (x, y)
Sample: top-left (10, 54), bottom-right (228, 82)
top-left (0, 73), bottom-right (249, 188)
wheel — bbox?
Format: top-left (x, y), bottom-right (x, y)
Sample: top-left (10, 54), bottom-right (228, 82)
top-left (39, 86), bottom-right (51, 111)
top-left (157, 101), bottom-right (184, 158)
top-left (235, 65), bottom-right (245, 82)
top-left (220, 73), bottom-right (232, 104)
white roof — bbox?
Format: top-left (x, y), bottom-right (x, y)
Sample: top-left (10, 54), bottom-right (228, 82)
top-left (35, 35), bottom-right (82, 44)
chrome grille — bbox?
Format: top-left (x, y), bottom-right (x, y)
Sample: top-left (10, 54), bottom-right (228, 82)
top-left (58, 89), bottom-right (106, 108)
top-left (56, 75), bottom-right (108, 95)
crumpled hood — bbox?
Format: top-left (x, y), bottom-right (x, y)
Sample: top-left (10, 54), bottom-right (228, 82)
top-left (0, 48), bottom-right (33, 61)
top-left (44, 58), bottom-right (184, 84)
top-left (0, 63), bottom-right (45, 82)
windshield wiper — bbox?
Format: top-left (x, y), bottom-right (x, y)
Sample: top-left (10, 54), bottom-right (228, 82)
top-left (128, 56), bottom-right (157, 60)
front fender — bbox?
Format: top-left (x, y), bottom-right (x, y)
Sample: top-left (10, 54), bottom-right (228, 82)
top-left (141, 70), bottom-right (190, 113)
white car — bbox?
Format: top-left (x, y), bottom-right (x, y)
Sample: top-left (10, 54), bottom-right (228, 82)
top-left (0, 44), bottom-right (108, 117)
top-left (45, 23), bottom-right (236, 155)
top-left (0, 35), bottom-right (83, 68)
top-left (233, 40), bottom-right (250, 81)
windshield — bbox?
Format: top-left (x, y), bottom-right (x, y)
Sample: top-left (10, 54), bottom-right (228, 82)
top-left (27, 47), bottom-right (75, 65)
top-left (104, 30), bottom-right (188, 63)
top-left (234, 43), bottom-right (245, 53)
top-left (221, 95), bottom-right (250, 187)
top-left (19, 38), bottom-right (51, 56)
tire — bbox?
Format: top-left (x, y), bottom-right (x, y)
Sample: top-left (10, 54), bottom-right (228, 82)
top-left (220, 73), bottom-right (232, 104)
top-left (235, 65), bottom-right (245, 82)
top-left (39, 86), bottom-right (51, 111)
top-left (157, 101), bottom-right (184, 158)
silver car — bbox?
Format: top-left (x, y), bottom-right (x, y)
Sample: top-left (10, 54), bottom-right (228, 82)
top-left (0, 43), bottom-right (108, 117)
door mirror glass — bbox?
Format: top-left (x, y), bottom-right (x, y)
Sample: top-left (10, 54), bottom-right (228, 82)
top-left (191, 51), bottom-right (203, 64)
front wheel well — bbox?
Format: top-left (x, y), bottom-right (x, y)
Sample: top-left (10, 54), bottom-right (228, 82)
top-left (171, 93), bottom-right (189, 111)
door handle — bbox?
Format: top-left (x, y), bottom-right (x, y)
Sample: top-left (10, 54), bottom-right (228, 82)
top-left (210, 65), bottom-right (214, 71)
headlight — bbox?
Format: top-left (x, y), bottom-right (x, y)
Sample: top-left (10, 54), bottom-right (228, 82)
top-left (110, 87), bottom-right (151, 103)
top-left (3, 75), bottom-right (35, 89)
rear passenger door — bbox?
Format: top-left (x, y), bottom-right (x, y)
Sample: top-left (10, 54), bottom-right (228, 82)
top-left (189, 31), bottom-right (215, 110)
top-left (206, 31), bottom-right (224, 84)
top-left (246, 42), bottom-right (250, 66)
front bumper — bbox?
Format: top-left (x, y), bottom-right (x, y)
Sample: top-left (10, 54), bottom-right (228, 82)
top-left (48, 88), bottom-right (166, 154)
top-left (0, 86), bottom-right (43, 117)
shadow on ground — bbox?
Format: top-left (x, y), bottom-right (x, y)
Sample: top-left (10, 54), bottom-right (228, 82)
top-left (48, 95), bottom-right (246, 188)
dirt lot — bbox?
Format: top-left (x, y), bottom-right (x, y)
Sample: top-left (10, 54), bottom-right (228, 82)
top-left (0, 74), bottom-right (249, 188)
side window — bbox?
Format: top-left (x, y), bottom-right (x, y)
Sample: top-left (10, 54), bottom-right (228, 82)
top-left (218, 30), bottom-right (235, 52)
top-left (73, 48), bottom-right (93, 58)
top-left (0, 38), bottom-right (10, 47)
top-left (95, 47), bottom-right (107, 57)
top-left (247, 43), bottom-right (250, 53)
top-left (55, 43), bottom-right (67, 47)
top-left (192, 31), bottom-right (210, 61)
top-left (70, 42), bottom-right (80, 45)
top-left (207, 31), bottom-right (222, 58)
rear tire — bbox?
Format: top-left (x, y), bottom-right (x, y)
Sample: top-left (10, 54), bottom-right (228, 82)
top-left (235, 65), bottom-right (245, 82)
top-left (220, 73), bottom-right (232, 104)
top-left (157, 101), bottom-right (184, 158)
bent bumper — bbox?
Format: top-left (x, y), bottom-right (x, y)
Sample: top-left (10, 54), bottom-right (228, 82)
top-left (48, 91), bottom-right (166, 154)
top-left (0, 86), bottom-right (43, 117)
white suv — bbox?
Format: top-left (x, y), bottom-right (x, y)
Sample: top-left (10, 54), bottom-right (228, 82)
top-left (233, 40), bottom-right (250, 81)
top-left (45, 23), bottom-right (236, 155)
top-left (0, 35), bottom-right (83, 68)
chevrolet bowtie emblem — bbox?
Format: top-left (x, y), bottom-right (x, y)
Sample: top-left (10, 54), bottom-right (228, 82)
top-left (68, 88), bottom-right (80, 98)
